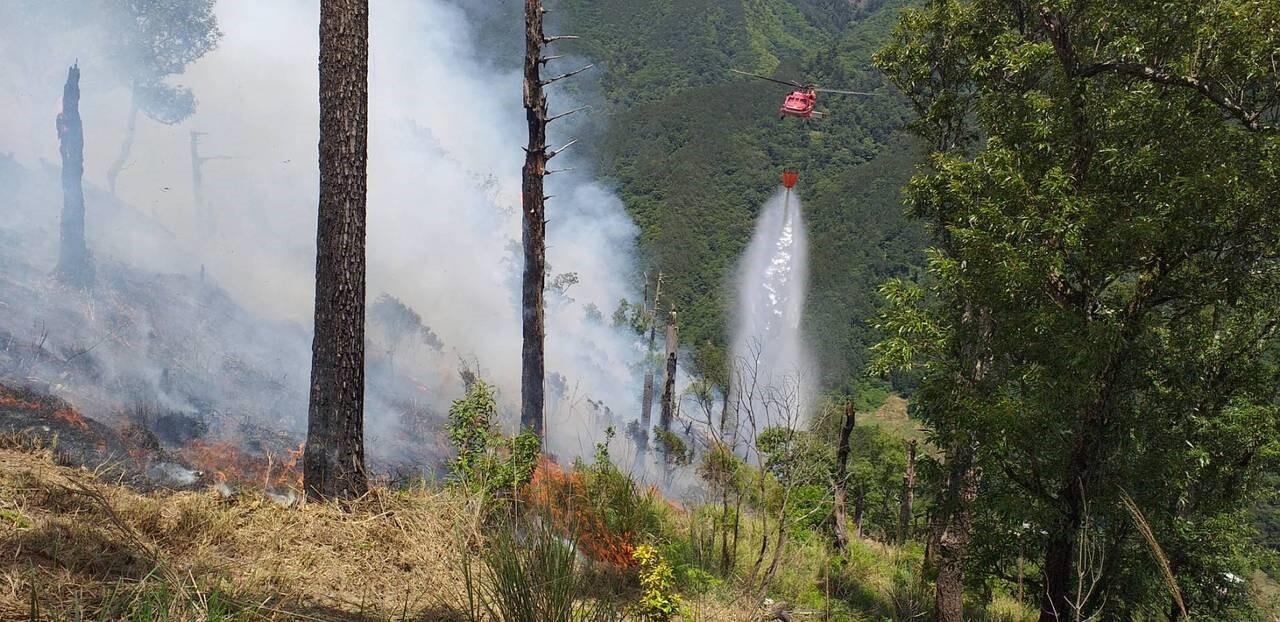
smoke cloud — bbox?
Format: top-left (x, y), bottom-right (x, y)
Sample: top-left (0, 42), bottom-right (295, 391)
top-left (0, 1), bottom-right (654, 471)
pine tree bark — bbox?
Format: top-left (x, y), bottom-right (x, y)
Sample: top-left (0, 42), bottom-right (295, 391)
top-left (832, 400), bottom-right (855, 552)
top-left (304, 0), bottom-right (369, 501)
top-left (520, 0), bottom-right (549, 439)
top-left (898, 439), bottom-right (917, 545)
top-left (56, 64), bottom-right (91, 287)
top-left (659, 308), bottom-right (679, 432)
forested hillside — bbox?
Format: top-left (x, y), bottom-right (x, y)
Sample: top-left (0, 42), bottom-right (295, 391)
top-left (465, 0), bottom-right (926, 389)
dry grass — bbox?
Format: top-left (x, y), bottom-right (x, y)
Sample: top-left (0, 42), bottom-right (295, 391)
top-left (0, 446), bottom-right (763, 621)
top-left (864, 396), bottom-right (927, 445)
top-left (0, 447), bottom-right (476, 620)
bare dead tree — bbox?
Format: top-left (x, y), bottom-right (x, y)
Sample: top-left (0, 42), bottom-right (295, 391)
top-left (832, 400), bottom-right (855, 553)
top-left (189, 131), bottom-right (236, 239)
top-left (659, 307), bottom-right (679, 432)
top-left (55, 64), bottom-right (92, 287)
top-left (758, 366), bottom-right (816, 589)
top-left (733, 339), bottom-right (818, 593)
top-left (899, 439), bottom-right (918, 545)
top-left (520, 0), bottom-right (591, 441)
top-left (640, 272), bottom-right (663, 431)
top-left (683, 364), bottom-right (748, 575)
top-left (304, 0), bottom-right (369, 501)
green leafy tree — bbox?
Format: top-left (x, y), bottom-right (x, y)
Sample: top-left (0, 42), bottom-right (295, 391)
top-left (102, 0), bottom-right (222, 195)
top-left (876, 1), bottom-right (1280, 619)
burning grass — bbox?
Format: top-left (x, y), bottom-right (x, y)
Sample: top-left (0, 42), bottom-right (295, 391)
top-left (524, 458), bottom-right (667, 569)
top-left (0, 384), bottom-right (89, 431)
top-left (179, 439), bottom-right (304, 490)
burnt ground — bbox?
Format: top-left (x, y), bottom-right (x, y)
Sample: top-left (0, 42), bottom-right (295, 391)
top-left (0, 157), bottom-right (454, 492)
top-left (0, 383), bottom-right (193, 490)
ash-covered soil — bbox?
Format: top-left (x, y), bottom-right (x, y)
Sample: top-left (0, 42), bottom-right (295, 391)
top-left (0, 157), bottom-right (453, 490)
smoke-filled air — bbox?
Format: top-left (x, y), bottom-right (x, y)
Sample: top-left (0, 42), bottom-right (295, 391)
top-left (0, 0), bottom-right (666, 480)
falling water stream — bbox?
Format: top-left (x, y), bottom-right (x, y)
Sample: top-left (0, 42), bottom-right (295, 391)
top-left (730, 186), bottom-right (815, 438)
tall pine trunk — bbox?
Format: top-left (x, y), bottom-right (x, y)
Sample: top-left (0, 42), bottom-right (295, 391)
top-left (55, 64), bottom-right (91, 286)
top-left (304, 0), bottom-right (369, 501)
top-left (520, 0), bottom-right (549, 440)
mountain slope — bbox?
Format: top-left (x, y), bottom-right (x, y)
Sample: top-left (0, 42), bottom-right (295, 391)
top-left (464, 0), bottom-right (926, 390)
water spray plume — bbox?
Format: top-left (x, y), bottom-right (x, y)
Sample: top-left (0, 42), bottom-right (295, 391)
top-left (730, 172), bottom-right (815, 438)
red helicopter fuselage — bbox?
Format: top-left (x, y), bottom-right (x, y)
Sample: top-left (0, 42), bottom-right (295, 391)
top-left (779, 89), bottom-right (818, 119)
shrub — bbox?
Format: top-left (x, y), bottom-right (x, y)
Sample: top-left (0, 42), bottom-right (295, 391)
top-left (447, 380), bottom-right (539, 505)
top-left (652, 427), bottom-right (691, 467)
top-left (630, 544), bottom-right (684, 622)
top-left (881, 566), bottom-right (929, 621)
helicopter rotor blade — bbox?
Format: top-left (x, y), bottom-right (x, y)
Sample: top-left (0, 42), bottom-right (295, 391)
top-left (730, 69), bottom-right (804, 89)
top-left (814, 87), bottom-right (876, 96)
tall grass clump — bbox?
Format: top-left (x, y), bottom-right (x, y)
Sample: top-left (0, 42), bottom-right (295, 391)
top-left (462, 517), bottom-right (621, 622)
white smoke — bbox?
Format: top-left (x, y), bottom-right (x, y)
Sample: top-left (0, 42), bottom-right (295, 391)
top-left (0, 1), bottom-right (649, 467)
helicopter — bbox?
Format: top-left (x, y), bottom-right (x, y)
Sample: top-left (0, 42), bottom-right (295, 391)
top-left (730, 69), bottom-right (873, 121)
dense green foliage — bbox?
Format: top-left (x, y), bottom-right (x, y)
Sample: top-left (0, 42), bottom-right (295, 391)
top-left (562, 0), bottom-right (928, 388)
top-left (875, 0), bottom-right (1280, 618)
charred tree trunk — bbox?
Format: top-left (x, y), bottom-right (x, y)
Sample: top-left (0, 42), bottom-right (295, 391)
top-left (640, 373), bottom-right (655, 430)
top-left (56, 64), bottom-right (91, 287)
top-left (519, 1), bottom-right (590, 441)
top-left (640, 273), bottom-right (663, 431)
top-left (899, 439), bottom-right (918, 545)
top-left (659, 308), bottom-right (679, 432)
top-left (520, 0), bottom-right (549, 440)
top-left (305, 0), bottom-right (369, 502)
top-left (832, 400), bottom-right (855, 552)
top-left (190, 131), bottom-right (205, 220)
top-left (106, 86), bottom-right (138, 197)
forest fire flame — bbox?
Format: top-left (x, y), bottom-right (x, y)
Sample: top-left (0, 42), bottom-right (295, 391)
top-left (526, 458), bottom-right (639, 568)
top-left (51, 406), bottom-right (88, 430)
top-left (0, 390), bottom-right (45, 413)
top-left (0, 386), bottom-right (88, 430)
top-left (180, 440), bottom-right (304, 490)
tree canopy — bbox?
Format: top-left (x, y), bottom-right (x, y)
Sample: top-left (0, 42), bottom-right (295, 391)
top-left (875, 0), bottom-right (1280, 617)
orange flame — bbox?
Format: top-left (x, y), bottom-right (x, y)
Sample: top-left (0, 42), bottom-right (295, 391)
top-left (0, 387), bottom-right (88, 430)
top-left (0, 388), bottom-right (46, 412)
top-left (52, 407), bottom-right (89, 430)
top-left (180, 440), bottom-right (304, 490)
top-left (525, 459), bottom-right (638, 567)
